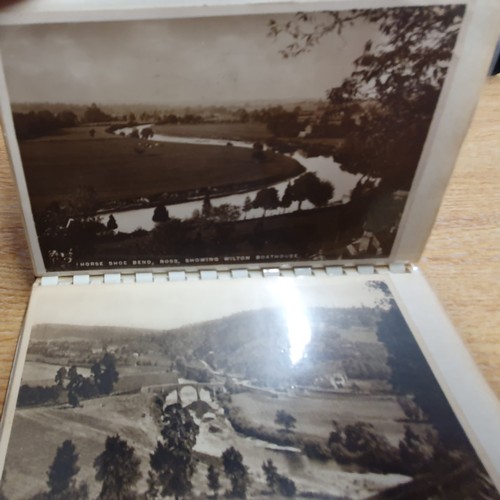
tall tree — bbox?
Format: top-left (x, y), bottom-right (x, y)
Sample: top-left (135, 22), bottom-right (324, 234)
top-left (289, 172), bottom-right (333, 210)
top-left (107, 215), bottom-right (118, 231)
top-left (54, 367), bottom-right (67, 387)
top-left (206, 464), bottom-right (221, 498)
top-left (275, 410), bottom-right (296, 432)
top-left (253, 187), bottom-right (279, 217)
top-left (47, 440), bottom-right (80, 495)
top-left (242, 196), bottom-right (253, 219)
top-left (141, 127), bottom-right (155, 140)
top-left (268, 6), bottom-right (466, 190)
top-left (368, 281), bottom-right (469, 447)
top-left (94, 434), bottom-right (141, 500)
top-left (152, 205), bottom-right (169, 223)
top-left (202, 192), bottom-right (213, 219)
top-left (222, 447), bottom-right (248, 498)
top-left (262, 459), bottom-right (278, 492)
top-left (150, 404), bottom-right (200, 500)
top-left (92, 352), bottom-right (119, 395)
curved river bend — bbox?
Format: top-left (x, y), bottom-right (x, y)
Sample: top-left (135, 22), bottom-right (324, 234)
top-left (108, 127), bottom-right (362, 233)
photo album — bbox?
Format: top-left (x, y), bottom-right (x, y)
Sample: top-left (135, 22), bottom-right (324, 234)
top-left (0, 0), bottom-right (499, 498)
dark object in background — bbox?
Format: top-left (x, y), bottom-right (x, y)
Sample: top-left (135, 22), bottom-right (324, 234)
top-left (491, 40), bottom-right (500, 75)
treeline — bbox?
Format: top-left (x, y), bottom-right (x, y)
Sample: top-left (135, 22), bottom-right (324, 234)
top-left (13, 103), bottom-right (114, 140)
top-left (13, 109), bottom-right (78, 140)
top-left (17, 353), bottom-right (118, 408)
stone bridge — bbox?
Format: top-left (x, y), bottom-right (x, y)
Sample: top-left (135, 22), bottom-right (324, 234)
top-left (141, 381), bottom-right (224, 404)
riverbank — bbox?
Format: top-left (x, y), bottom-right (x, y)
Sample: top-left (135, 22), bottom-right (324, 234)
top-left (21, 132), bottom-right (304, 214)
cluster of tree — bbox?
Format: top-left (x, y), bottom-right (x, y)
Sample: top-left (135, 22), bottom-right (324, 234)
top-left (17, 384), bottom-right (61, 407)
top-left (370, 281), bottom-right (471, 448)
top-left (32, 436), bottom-right (138, 500)
top-left (149, 402), bottom-right (200, 498)
top-left (268, 6), bottom-right (466, 191)
top-left (342, 349), bottom-right (390, 380)
top-left (192, 193), bottom-right (242, 224)
top-left (128, 126), bottom-right (155, 140)
top-left (262, 459), bottom-right (296, 497)
top-left (59, 353), bottom-right (119, 407)
top-left (13, 110), bottom-right (78, 140)
top-left (38, 402), bottom-right (252, 499)
top-left (19, 353), bottom-right (119, 409)
top-left (155, 113), bottom-right (204, 125)
top-left (325, 420), bottom-right (404, 473)
top-left (264, 107), bottom-right (302, 137)
top-left (13, 102), bottom-right (118, 140)
top-left (82, 103), bottom-right (113, 124)
top-left (35, 186), bottom-right (119, 269)
top-left (224, 406), bottom-right (298, 449)
top-left (275, 410), bottom-right (296, 432)
top-left (250, 172), bottom-right (334, 217)
top-left (322, 417), bottom-right (488, 481)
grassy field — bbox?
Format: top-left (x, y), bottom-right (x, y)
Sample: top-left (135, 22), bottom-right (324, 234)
top-left (3, 393), bottom-right (158, 499)
top-left (231, 391), bottom-right (409, 446)
top-left (154, 122), bottom-right (273, 142)
top-left (20, 134), bottom-right (303, 212)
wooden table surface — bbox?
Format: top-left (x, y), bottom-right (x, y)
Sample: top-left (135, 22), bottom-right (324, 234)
top-left (0, 77), bottom-right (499, 415)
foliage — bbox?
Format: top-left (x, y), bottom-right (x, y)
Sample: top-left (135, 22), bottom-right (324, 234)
top-left (222, 447), bottom-right (249, 498)
top-left (68, 389), bottom-right (80, 408)
top-left (251, 142), bottom-right (266, 162)
top-left (269, 6), bottom-right (466, 189)
top-left (207, 464), bottom-right (221, 497)
top-left (202, 192), bottom-right (213, 218)
top-left (13, 109), bottom-right (78, 140)
top-left (275, 474), bottom-right (297, 497)
top-left (106, 215), bottom-right (118, 231)
top-left (94, 434), bottom-right (141, 500)
top-left (369, 281), bottom-right (470, 447)
top-left (208, 204), bottom-right (241, 223)
top-left (264, 107), bottom-right (302, 137)
top-left (150, 404), bottom-right (200, 499)
top-left (91, 352), bottom-right (119, 395)
top-left (253, 187), bottom-right (279, 217)
top-left (327, 420), bottom-right (403, 473)
top-left (262, 459), bottom-right (296, 497)
top-left (54, 367), bottom-right (67, 387)
top-left (152, 204), bottom-right (169, 223)
top-left (242, 196), bottom-right (253, 218)
top-left (83, 103), bottom-right (113, 124)
top-left (47, 440), bottom-right (80, 495)
top-left (275, 409), bottom-right (297, 431)
top-left (141, 127), bottom-right (155, 140)
top-left (17, 384), bottom-right (60, 407)
top-left (262, 459), bottom-right (278, 491)
top-left (288, 172), bottom-right (333, 210)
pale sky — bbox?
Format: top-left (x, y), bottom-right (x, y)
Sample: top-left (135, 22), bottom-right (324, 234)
top-left (27, 275), bottom-right (389, 331)
top-left (0, 12), bottom-right (378, 105)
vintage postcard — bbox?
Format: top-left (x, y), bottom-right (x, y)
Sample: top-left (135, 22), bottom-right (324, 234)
top-left (0, 1), bottom-right (481, 273)
top-left (0, 275), bottom-right (498, 499)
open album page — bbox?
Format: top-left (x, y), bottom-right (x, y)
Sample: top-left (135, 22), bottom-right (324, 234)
top-left (1, 1), bottom-right (497, 274)
top-left (0, 273), bottom-right (498, 499)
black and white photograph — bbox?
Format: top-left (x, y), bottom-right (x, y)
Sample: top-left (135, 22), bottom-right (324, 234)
top-left (0, 277), bottom-right (498, 499)
top-left (0, 3), bottom-right (466, 271)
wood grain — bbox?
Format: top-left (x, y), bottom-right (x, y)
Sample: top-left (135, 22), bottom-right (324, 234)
top-left (0, 77), bottom-right (499, 415)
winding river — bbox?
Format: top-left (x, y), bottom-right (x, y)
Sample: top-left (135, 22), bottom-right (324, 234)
top-left (107, 126), bottom-right (363, 233)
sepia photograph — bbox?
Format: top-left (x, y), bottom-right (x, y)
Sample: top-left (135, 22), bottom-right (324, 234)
top-left (0, 4), bottom-right (466, 271)
top-left (0, 277), bottom-right (498, 499)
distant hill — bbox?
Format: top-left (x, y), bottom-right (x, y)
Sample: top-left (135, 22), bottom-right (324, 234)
top-left (30, 306), bottom-right (388, 383)
top-left (30, 323), bottom-right (164, 342)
